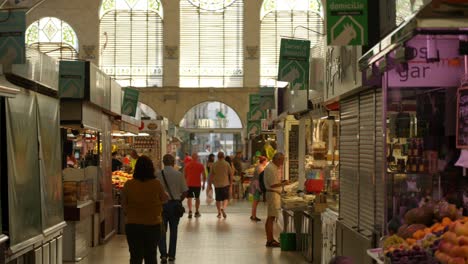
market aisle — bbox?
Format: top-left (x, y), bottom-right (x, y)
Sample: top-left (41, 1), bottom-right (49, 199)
top-left (80, 198), bottom-right (308, 264)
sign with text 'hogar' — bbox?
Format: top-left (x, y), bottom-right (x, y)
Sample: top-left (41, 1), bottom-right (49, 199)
top-left (278, 38), bottom-right (310, 91)
top-left (122, 88), bottom-right (140, 117)
top-left (0, 10), bottom-right (26, 65)
top-left (327, 0), bottom-right (368, 46)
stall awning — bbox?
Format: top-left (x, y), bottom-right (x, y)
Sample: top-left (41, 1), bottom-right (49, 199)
top-left (0, 75), bottom-right (21, 97)
top-left (359, 1), bottom-right (468, 70)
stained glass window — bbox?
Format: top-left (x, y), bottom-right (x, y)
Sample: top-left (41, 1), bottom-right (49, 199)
top-left (99, 0), bottom-right (163, 88)
top-left (180, 0), bottom-right (244, 88)
top-left (25, 17), bottom-right (79, 60)
top-left (260, 0), bottom-right (324, 87)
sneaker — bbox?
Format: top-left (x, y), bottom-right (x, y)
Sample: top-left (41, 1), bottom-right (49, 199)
top-left (250, 216), bottom-right (261, 222)
top-left (161, 257), bottom-right (168, 263)
top-left (217, 213), bottom-right (221, 218)
top-left (221, 209), bottom-right (227, 219)
top-left (188, 211), bottom-right (193, 219)
top-left (265, 240), bottom-right (280, 247)
top-left (194, 211), bottom-right (201, 218)
top-left (169, 257), bottom-right (175, 262)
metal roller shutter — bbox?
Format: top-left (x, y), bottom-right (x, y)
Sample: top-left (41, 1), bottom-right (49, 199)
top-left (358, 90), bottom-right (376, 237)
top-left (374, 89), bottom-right (385, 235)
top-left (339, 97), bottom-right (359, 229)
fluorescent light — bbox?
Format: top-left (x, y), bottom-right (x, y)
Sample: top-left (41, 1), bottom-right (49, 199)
top-left (320, 116), bottom-right (328, 120)
top-left (138, 133), bottom-right (150, 136)
top-left (112, 133), bottom-right (123, 137)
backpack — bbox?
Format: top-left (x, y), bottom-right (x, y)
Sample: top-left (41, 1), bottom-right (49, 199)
top-left (258, 171), bottom-right (267, 193)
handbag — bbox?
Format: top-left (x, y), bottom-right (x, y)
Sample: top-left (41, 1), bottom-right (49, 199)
top-left (161, 170), bottom-right (185, 218)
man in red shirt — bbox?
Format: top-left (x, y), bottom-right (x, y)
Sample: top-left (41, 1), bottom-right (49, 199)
top-left (184, 153), bottom-right (206, 218)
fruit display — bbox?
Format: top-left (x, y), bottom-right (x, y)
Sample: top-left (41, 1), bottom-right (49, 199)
top-left (434, 217), bottom-right (468, 264)
top-left (112, 171), bottom-right (133, 189)
top-left (382, 210), bottom-right (468, 263)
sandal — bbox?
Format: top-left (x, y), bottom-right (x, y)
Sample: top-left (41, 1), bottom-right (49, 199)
top-left (265, 240), bottom-right (280, 247)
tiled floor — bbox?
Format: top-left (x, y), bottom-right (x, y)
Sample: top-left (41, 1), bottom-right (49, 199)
top-left (80, 195), bottom-right (309, 264)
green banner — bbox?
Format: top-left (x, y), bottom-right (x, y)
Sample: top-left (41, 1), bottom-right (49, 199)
top-left (122, 88), bottom-right (140, 117)
top-left (248, 94), bottom-right (266, 121)
top-left (59, 61), bottom-right (86, 98)
top-left (278, 38), bottom-right (310, 91)
top-left (0, 10), bottom-right (26, 65)
top-left (247, 120), bottom-right (261, 136)
top-left (326, 0), bottom-right (368, 46)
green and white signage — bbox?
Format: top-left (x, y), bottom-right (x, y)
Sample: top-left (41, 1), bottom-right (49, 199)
top-left (248, 94), bottom-right (266, 121)
top-left (59, 61), bottom-right (86, 98)
top-left (0, 10), bottom-right (26, 65)
top-left (122, 88), bottom-right (140, 117)
top-left (247, 119), bottom-right (261, 136)
top-left (277, 38), bottom-right (310, 91)
top-left (327, 0), bottom-right (368, 46)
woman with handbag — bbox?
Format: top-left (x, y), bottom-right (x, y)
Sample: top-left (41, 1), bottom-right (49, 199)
top-left (121, 155), bottom-right (168, 264)
top-left (157, 154), bottom-right (188, 263)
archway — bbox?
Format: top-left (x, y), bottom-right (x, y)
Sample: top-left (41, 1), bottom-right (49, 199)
top-left (177, 101), bottom-right (244, 164)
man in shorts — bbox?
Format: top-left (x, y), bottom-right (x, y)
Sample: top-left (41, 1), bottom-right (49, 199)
top-left (184, 152), bottom-right (206, 218)
top-left (263, 152), bottom-right (289, 247)
top-left (208, 152), bottom-right (233, 219)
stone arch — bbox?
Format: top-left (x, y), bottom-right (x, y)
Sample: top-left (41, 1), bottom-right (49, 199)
top-left (138, 88), bottom-right (255, 129)
top-left (179, 101), bottom-right (243, 129)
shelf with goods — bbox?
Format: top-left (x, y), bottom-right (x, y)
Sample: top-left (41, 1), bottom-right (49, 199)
top-left (112, 131), bottom-right (162, 169)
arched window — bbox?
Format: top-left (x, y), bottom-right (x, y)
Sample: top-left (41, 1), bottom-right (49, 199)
top-left (99, 0), bottom-right (163, 88)
top-left (396, 0), bottom-right (425, 25)
top-left (180, 0), bottom-right (244, 88)
top-left (25, 17), bottom-right (79, 60)
top-left (260, 0), bottom-right (324, 87)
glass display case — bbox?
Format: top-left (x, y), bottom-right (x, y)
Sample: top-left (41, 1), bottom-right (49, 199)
top-left (385, 87), bottom-right (468, 223)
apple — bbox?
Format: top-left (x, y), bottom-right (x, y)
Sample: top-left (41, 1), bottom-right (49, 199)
top-left (444, 232), bottom-right (459, 245)
top-left (440, 240), bottom-right (455, 254)
top-left (450, 245), bottom-right (466, 258)
top-left (457, 245), bottom-right (468, 258)
top-left (458, 236), bottom-right (468, 246)
top-left (448, 257), bottom-right (465, 264)
top-left (455, 222), bottom-right (468, 237)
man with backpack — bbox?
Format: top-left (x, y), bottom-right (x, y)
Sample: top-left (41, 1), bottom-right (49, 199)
top-left (263, 152), bottom-right (289, 247)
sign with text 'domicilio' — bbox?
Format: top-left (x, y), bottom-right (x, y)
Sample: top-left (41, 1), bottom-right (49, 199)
top-left (122, 88), bottom-right (140, 117)
top-left (0, 10), bottom-right (26, 65)
top-left (327, 0), bottom-right (368, 46)
top-left (278, 38), bottom-right (310, 91)
top-left (59, 61), bottom-right (87, 99)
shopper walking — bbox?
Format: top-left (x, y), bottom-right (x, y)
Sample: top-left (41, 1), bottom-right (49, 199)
top-left (157, 154), bottom-right (188, 263)
top-left (250, 156), bottom-right (268, 222)
top-left (184, 152), bottom-right (206, 218)
top-left (264, 152), bottom-right (289, 247)
top-left (205, 153), bottom-right (215, 203)
top-left (208, 152), bottom-right (233, 219)
top-left (121, 156), bottom-right (168, 264)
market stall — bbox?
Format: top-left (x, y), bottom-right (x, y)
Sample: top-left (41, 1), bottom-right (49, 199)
top-left (351, 3), bottom-right (468, 263)
top-left (58, 60), bottom-right (123, 260)
top-left (0, 47), bottom-right (66, 263)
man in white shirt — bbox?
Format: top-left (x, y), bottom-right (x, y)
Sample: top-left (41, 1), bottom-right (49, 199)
top-left (263, 152), bottom-right (289, 247)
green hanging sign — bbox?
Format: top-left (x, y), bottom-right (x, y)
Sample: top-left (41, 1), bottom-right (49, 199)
top-left (59, 61), bottom-right (87, 98)
top-left (0, 10), bottom-right (26, 65)
top-left (248, 94), bottom-right (266, 121)
top-left (326, 0), bottom-right (368, 46)
top-left (122, 88), bottom-right (140, 117)
top-left (278, 38), bottom-right (310, 90)
top-left (247, 120), bottom-right (261, 136)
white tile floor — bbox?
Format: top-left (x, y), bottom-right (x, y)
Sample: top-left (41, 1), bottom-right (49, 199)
top-left (79, 196), bottom-right (309, 264)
